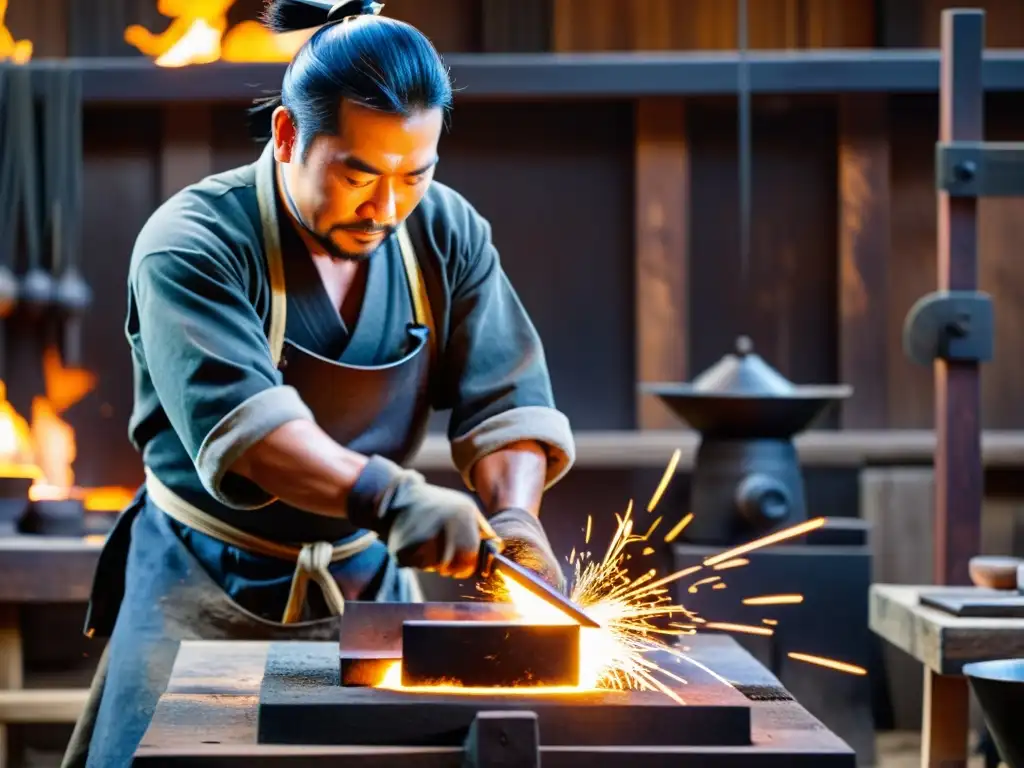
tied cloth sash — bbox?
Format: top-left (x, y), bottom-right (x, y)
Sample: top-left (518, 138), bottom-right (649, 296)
top-left (142, 147), bottom-right (432, 622)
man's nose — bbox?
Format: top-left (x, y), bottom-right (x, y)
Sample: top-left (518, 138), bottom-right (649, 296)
top-left (372, 179), bottom-right (397, 224)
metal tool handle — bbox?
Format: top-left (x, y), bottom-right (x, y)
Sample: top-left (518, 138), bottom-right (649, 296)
top-left (475, 509), bottom-right (504, 579)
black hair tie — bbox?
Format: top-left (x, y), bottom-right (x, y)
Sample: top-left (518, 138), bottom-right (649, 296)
top-left (327, 0), bottom-right (383, 23)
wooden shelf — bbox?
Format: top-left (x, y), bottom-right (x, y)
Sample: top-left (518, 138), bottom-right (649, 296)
top-left (409, 429), bottom-right (1024, 470)
top-left (22, 50), bottom-right (1024, 104)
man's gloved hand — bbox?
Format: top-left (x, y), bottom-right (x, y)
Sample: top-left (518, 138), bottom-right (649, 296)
top-left (346, 455), bottom-right (483, 579)
top-left (486, 507), bottom-right (566, 594)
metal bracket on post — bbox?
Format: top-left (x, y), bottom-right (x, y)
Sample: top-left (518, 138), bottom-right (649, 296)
top-left (937, 141), bottom-right (1024, 197)
top-left (463, 710), bottom-right (540, 768)
top-left (903, 290), bottom-right (994, 366)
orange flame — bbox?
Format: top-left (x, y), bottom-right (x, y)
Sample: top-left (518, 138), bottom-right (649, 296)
top-left (0, 348), bottom-right (134, 513)
top-left (0, 0), bottom-right (32, 64)
top-left (125, 0), bottom-right (315, 67)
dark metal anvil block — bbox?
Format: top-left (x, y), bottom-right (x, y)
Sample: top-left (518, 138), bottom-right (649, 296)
top-left (400, 620), bottom-right (581, 688)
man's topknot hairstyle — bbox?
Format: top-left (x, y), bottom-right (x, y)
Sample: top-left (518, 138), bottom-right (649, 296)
top-left (250, 0), bottom-right (454, 149)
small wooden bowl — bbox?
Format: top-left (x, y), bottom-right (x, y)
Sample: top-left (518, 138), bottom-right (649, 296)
top-left (969, 556), bottom-right (1024, 590)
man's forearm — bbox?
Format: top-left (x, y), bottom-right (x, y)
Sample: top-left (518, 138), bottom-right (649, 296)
top-left (229, 419), bottom-right (369, 517)
top-left (470, 440), bottom-right (548, 517)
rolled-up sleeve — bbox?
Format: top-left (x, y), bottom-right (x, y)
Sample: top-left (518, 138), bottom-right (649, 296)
top-left (437, 211), bottom-right (575, 491)
top-left (131, 247), bottom-right (313, 508)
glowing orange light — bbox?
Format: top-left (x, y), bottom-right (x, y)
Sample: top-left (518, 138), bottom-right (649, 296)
top-left (663, 513), bottom-right (693, 543)
top-left (705, 622), bottom-right (775, 637)
top-left (742, 594), bottom-right (804, 606)
top-left (647, 448), bottom-right (680, 512)
top-left (125, 0), bottom-right (315, 68)
top-left (702, 518), bottom-right (827, 567)
top-left (788, 652), bottom-right (867, 676)
top-left (0, 0), bottom-right (32, 64)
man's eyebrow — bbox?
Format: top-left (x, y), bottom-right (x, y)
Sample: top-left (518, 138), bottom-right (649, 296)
top-left (337, 155), bottom-right (439, 176)
top-left (341, 155), bottom-right (384, 175)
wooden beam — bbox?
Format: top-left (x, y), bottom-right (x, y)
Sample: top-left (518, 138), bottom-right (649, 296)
top-left (0, 689), bottom-right (88, 724)
top-left (634, 99), bottom-right (689, 430)
top-left (838, 95), bottom-right (890, 428)
top-left (934, 10), bottom-right (983, 586)
top-left (160, 106), bottom-right (214, 203)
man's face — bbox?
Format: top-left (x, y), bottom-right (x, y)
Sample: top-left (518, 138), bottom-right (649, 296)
top-left (272, 100), bottom-right (443, 260)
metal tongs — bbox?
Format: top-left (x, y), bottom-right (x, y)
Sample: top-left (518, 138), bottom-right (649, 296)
top-left (474, 510), bottom-right (601, 628)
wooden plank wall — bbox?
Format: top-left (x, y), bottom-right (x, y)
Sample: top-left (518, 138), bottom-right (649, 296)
top-left (3, 0), bottom-right (1024, 486)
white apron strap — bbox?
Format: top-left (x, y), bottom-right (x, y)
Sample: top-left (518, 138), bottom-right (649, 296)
top-left (253, 143), bottom-right (435, 367)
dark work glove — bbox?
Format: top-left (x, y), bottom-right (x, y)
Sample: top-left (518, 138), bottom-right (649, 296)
top-left (487, 507), bottom-right (566, 594)
top-left (346, 455), bottom-right (483, 579)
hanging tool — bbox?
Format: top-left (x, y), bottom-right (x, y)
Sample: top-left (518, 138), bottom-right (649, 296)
top-left (10, 65), bottom-right (53, 320)
top-left (0, 65), bottom-right (21, 379)
top-left (47, 67), bottom-right (91, 365)
top-left (474, 509), bottom-right (600, 628)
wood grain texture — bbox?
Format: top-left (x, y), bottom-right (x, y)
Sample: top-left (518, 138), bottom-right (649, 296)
top-left (934, 10), bottom-right (983, 588)
top-left (635, 99), bottom-right (689, 429)
top-left (920, 0), bottom-right (1024, 47)
top-left (551, 0), bottom-right (874, 51)
top-left (838, 95), bottom-right (890, 428)
top-left (860, 468), bottom-right (933, 731)
top-left (687, 99), bottom-right (838, 400)
top-left (883, 93), bottom-right (1024, 433)
top-left (4, 0), bottom-right (67, 57)
top-left (480, 0), bottom-right (551, 52)
top-left (136, 635), bottom-right (854, 763)
top-left (921, 668), bottom-right (970, 768)
top-left (869, 584), bottom-right (1024, 675)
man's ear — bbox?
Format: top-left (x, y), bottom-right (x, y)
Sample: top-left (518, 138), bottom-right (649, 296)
top-left (272, 106), bottom-right (297, 163)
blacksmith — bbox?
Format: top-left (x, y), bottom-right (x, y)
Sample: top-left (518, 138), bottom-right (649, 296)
top-left (62, 1), bottom-right (574, 764)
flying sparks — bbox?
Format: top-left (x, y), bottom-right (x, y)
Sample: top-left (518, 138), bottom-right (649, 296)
top-left (378, 452), bottom-right (862, 702)
top-left (788, 652), bottom-right (867, 676)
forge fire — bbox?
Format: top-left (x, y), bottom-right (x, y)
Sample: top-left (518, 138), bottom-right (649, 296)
top-left (0, 346), bottom-right (132, 512)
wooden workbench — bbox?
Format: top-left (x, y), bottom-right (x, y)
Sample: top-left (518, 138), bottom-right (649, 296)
top-left (0, 535), bottom-right (103, 767)
top-left (870, 583), bottom-right (1024, 767)
top-left (134, 634), bottom-right (856, 766)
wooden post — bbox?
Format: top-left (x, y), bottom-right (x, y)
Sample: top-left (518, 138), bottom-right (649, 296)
top-left (838, 95), bottom-right (890, 428)
top-left (634, 100), bottom-right (689, 429)
top-left (0, 606), bottom-right (22, 768)
top-left (934, 10), bottom-right (984, 587)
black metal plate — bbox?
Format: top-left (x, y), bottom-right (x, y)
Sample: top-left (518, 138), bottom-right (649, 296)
top-left (920, 594), bottom-right (1024, 618)
top-left (258, 642), bottom-right (752, 748)
top-left (401, 621), bottom-right (580, 688)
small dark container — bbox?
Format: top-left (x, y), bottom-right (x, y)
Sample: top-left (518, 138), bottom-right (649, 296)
top-left (963, 658), bottom-right (1024, 768)
top-left (0, 476), bottom-right (33, 536)
top-left (21, 497), bottom-right (85, 537)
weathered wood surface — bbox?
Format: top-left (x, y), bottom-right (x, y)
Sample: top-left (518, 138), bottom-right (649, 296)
top-left (869, 584), bottom-right (1024, 676)
top-left (135, 635), bottom-right (855, 765)
top-left (837, 95), bottom-right (890, 429)
top-left (0, 537), bottom-right (102, 603)
top-left (634, 99), bottom-right (689, 429)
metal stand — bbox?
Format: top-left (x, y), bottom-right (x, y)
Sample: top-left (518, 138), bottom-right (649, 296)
top-left (902, 9), bottom-right (1021, 587)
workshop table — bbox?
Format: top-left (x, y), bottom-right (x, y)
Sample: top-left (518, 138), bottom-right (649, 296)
top-left (870, 583), bottom-right (1024, 768)
top-left (0, 534), bottom-right (103, 767)
top-left (134, 634), bottom-right (855, 766)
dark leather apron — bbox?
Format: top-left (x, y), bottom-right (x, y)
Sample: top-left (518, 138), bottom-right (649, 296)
top-left (62, 143), bottom-right (436, 768)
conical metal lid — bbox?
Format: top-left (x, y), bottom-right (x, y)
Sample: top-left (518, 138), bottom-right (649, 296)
top-left (689, 336), bottom-right (796, 397)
